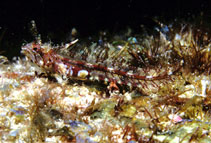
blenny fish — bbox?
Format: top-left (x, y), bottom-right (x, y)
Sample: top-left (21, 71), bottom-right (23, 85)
top-left (21, 40), bottom-right (182, 94)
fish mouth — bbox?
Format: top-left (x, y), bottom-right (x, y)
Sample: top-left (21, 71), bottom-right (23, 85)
top-left (21, 44), bottom-right (44, 67)
top-left (21, 45), bottom-right (36, 63)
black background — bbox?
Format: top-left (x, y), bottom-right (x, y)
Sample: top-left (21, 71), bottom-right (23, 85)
top-left (0, 0), bottom-right (210, 59)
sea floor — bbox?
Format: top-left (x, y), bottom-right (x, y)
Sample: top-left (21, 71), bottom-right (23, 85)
top-left (1, 24), bottom-right (211, 142)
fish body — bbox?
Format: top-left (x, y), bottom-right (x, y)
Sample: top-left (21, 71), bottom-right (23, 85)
top-left (22, 42), bottom-right (181, 93)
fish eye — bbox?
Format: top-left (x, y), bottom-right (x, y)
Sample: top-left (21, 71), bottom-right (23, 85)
top-left (33, 47), bottom-right (38, 51)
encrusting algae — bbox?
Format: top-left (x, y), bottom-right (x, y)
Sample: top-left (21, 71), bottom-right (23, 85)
top-left (1, 22), bottom-right (211, 142)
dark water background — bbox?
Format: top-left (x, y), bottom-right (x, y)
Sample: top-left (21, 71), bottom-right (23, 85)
top-left (0, 0), bottom-right (210, 59)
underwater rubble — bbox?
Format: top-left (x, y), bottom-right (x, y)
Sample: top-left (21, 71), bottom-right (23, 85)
top-left (1, 23), bottom-right (211, 143)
